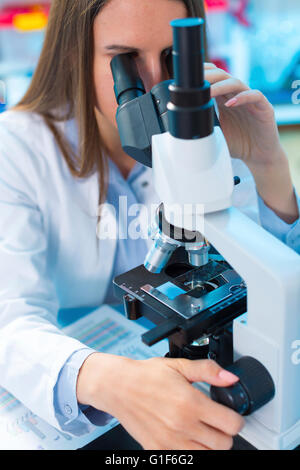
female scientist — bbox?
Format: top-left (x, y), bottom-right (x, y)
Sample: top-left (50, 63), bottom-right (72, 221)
top-left (0, 0), bottom-right (299, 451)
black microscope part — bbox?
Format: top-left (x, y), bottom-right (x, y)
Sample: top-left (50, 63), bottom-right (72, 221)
top-left (171, 18), bottom-right (205, 89)
top-left (210, 356), bottom-right (275, 416)
top-left (111, 53), bottom-right (172, 167)
top-left (114, 253), bottom-right (248, 366)
top-left (111, 20), bottom-right (220, 167)
top-left (158, 202), bottom-right (202, 244)
top-left (167, 18), bottom-right (214, 140)
top-left (110, 54), bottom-right (146, 106)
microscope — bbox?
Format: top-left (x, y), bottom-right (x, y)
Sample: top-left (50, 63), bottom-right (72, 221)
top-left (111, 18), bottom-right (300, 450)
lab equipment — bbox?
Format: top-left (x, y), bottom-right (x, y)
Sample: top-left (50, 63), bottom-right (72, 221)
top-left (0, 3), bottom-right (49, 111)
top-left (112, 18), bottom-right (300, 450)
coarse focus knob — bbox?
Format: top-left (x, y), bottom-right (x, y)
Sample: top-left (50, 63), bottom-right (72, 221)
top-left (210, 356), bottom-right (275, 416)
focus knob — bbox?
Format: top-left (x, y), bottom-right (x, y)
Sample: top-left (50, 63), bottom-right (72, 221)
top-left (210, 356), bottom-right (275, 416)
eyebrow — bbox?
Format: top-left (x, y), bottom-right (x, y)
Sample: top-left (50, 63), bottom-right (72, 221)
top-left (105, 45), bottom-right (140, 52)
top-left (104, 44), bottom-right (172, 53)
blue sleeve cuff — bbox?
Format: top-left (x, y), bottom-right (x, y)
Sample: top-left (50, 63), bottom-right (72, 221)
top-left (54, 348), bottom-right (114, 428)
top-left (258, 190), bottom-right (300, 253)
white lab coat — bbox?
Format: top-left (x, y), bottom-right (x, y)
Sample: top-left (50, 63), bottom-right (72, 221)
top-left (0, 110), bottom-right (259, 431)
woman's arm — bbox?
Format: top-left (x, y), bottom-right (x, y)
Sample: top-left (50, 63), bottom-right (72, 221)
top-left (0, 121), bottom-right (99, 435)
top-left (205, 63), bottom-right (299, 224)
top-left (249, 150), bottom-right (299, 224)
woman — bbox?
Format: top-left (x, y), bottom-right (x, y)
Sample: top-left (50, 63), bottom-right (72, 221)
top-left (0, 0), bottom-right (299, 451)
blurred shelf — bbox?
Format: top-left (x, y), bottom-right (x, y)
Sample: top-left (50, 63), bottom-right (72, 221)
top-left (275, 104), bottom-right (300, 126)
top-left (0, 60), bottom-right (35, 76)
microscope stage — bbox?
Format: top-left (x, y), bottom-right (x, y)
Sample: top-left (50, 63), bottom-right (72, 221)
top-left (114, 258), bottom-right (247, 347)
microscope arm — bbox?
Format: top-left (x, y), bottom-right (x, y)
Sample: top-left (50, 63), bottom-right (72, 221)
top-left (187, 205), bottom-right (300, 446)
top-left (152, 121), bottom-right (300, 446)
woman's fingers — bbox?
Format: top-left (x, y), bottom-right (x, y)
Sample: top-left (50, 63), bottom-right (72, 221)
top-left (224, 89), bottom-right (273, 112)
top-left (205, 67), bottom-right (232, 86)
top-left (146, 439), bottom-right (210, 451)
top-left (189, 421), bottom-right (234, 451)
top-left (210, 77), bottom-right (250, 98)
top-left (192, 390), bottom-right (244, 437)
top-left (204, 67), bottom-right (271, 115)
top-left (168, 358), bottom-right (244, 439)
top-left (204, 62), bottom-right (218, 70)
top-left (186, 441), bottom-right (210, 451)
top-left (171, 358), bottom-right (239, 387)
top-left (204, 67), bottom-right (250, 100)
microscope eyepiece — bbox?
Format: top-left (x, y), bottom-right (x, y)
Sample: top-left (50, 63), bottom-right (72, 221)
top-left (168, 18), bottom-right (214, 140)
top-left (171, 18), bottom-right (205, 89)
top-left (110, 54), bottom-right (146, 106)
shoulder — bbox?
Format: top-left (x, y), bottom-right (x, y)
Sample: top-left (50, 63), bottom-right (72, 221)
top-left (0, 109), bottom-right (50, 151)
top-left (0, 108), bottom-right (44, 130)
top-left (0, 109), bottom-right (77, 170)
top-left (0, 110), bottom-right (79, 197)
top-left (0, 109), bottom-right (77, 149)
top-left (0, 110), bottom-right (55, 165)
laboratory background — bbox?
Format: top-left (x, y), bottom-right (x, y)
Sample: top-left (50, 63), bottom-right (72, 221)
top-left (0, 0), bottom-right (299, 191)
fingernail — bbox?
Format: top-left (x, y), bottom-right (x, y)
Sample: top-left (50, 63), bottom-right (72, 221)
top-left (225, 98), bottom-right (238, 107)
top-left (218, 370), bottom-right (239, 383)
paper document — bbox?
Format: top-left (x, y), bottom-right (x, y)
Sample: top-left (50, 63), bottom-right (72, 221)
top-left (0, 305), bottom-right (168, 450)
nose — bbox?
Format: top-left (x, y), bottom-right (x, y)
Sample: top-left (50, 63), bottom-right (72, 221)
top-left (136, 54), bottom-right (169, 93)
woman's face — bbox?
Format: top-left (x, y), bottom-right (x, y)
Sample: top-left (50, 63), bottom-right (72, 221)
top-left (93, 0), bottom-right (187, 131)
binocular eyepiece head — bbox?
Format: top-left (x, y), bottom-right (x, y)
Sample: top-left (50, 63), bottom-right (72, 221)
top-left (110, 54), bottom-right (146, 106)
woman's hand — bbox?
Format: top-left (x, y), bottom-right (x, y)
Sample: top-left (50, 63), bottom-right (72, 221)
top-left (205, 63), bottom-right (299, 224)
top-left (205, 62), bottom-right (280, 165)
top-left (77, 353), bottom-right (244, 450)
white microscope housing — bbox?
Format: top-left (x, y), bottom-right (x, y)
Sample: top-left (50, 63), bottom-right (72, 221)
top-left (151, 124), bottom-right (300, 450)
top-left (148, 17), bottom-right (300, 450)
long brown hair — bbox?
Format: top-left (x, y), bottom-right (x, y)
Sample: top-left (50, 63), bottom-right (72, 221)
top-left (15, 0), bottom-right (206, 210)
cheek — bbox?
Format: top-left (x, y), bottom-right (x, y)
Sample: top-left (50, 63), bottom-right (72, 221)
top-left (93, 58), bottom-right (118, 126)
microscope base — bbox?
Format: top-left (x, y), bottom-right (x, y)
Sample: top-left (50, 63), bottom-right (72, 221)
top-left (239, 417), bottom-right (300, 451)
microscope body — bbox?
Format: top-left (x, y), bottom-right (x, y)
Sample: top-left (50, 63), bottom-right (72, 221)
top-left (111, 18), bottom-right (300, 449)
top-left (151, 125), bottom-right (300, 450)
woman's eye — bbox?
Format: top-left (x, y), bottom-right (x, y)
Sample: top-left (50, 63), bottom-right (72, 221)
top-left (111, 51), bottom-right (138, 59)
top-left (163, 47), bottom-right (172, 56)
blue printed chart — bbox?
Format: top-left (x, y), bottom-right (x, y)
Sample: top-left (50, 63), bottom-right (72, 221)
top-left (0, 305), bottom-right (168, 450)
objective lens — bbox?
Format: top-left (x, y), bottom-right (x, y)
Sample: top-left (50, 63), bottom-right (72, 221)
top-left (144, 235), bottom-right (177, 274)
